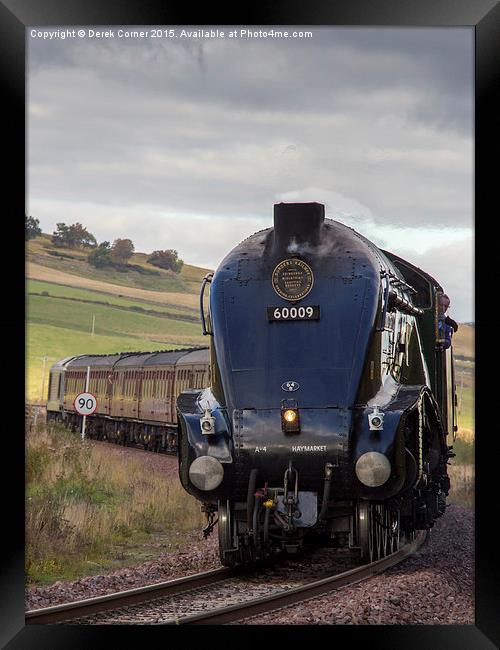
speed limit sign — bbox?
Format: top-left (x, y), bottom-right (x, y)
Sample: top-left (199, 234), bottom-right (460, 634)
top-left (74, 392), bottom-right (98, 416)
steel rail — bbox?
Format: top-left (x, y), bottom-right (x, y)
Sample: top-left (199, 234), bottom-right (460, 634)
top-left (163, 531), bottom-right (427, 625)
top-left (25, 566), bottom-right (233, 624)
top-left (26, 532), bottom-right (425, 626)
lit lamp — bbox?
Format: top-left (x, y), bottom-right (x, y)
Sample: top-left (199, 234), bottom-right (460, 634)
top-left (281, 400), bottom-right (300, 433)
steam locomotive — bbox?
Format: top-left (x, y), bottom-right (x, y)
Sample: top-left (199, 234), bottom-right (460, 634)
top-left (177, 202), bottom-right (457, 565)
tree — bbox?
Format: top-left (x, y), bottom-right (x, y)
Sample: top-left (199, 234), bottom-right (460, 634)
top-left (88, 241), bottom-right (112, 268)
top-left (51, 223), bottom-right (69, 247)
top-left (52, 222), bottom-right (97, 248)
top-left (70, 223), bottom-right (97, 248)
top-left (110, 238), bottom-right (135, 265)
top-left (147, 249), bottom-right (184, 273)
top-left (25, 215), bottom-right (42, 240)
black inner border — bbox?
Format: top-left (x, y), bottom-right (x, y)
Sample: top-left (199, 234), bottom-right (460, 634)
top-left (2, 0), bottom-right (498, 647)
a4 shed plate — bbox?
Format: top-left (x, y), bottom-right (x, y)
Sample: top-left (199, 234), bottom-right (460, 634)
top-left (272, 258), bottom-right (314, 301)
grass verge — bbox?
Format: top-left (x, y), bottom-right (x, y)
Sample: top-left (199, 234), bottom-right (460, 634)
top-left (26, 423), bottom-right (205, 584)
top-left (448, 462), bottom-right (474, 510)
top-left (447, 428), bottom-right (474, 510)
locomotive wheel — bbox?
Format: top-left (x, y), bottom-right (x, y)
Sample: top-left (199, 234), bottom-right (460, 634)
top-left (358, 501), bottom-right (401, 563)
top-left (218, 500), bottom-right (238, 568)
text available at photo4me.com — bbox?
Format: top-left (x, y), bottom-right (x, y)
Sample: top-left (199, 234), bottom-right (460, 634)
top-left (29, 28), bottom-right (314, 41)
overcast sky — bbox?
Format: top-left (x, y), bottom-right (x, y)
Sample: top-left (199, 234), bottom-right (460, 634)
top-left (27, 26), bottom-right (473, 321)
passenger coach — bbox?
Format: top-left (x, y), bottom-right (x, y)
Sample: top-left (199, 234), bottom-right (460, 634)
top-left (47, 348), bottom-right (210, 453)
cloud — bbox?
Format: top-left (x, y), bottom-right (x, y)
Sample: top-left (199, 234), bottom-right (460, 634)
top-left (27, 26), bottom-right (473, 319)
top-left (397, 239), bottom-right (474, 323)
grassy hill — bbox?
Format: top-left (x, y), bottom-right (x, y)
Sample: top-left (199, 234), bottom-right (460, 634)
top-left (26, 234), bottom-right (211, 400)
top-left (452, 322), bottom-right (474, 361)
top-left (27, 234), bottom-right (211, 294)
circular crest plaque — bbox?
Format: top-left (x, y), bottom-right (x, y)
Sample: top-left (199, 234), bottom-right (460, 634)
top-left (272, 258), bottom-right (314, 301)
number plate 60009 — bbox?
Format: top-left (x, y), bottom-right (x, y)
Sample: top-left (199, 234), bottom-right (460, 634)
top-left (267, 305), bottom-right (320, 321)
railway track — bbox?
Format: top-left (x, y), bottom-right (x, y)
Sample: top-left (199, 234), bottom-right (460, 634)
top-left (26, 531), bottom-right (426, 625)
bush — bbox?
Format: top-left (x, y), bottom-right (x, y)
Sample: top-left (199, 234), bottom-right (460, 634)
top-left (147, 249), bottom-right (184, 273)
top-left (110, 238), bottom-right (135, 265)
top-left (126, 264), bottom-right (161, 276)
top-left (48, 250), bottom-right (78, 260)
top-left (88, 241), bottom-right (113, 268)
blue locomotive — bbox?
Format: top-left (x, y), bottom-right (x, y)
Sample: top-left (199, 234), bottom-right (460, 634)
top-left (177, 202), bottom-right (457, 565)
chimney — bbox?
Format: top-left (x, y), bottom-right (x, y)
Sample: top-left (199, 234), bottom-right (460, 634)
top-left (273, 202), bottom-right (325, 252)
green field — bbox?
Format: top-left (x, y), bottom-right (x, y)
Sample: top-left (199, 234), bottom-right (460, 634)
top-left (26, 281), bottom-right (206, 400)
top-left (28, 293), bottom-right (203, 339)
top-left (27, 279), bottom-right (199, 317)
top-left (26, 323), bottom-right (184, 401)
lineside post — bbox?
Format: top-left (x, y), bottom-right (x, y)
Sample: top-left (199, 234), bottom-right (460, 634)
top-left (82, 365), bottom-right (90, 440)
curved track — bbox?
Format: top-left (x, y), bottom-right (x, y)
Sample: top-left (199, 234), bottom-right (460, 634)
top-left (26, 531), bottom-right (426, 625)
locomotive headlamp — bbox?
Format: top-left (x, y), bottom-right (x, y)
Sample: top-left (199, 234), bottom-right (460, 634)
top-left (200, 409), bottom-right (216, 435)
top-left (281, 400), bottom-right (300, 433)
top-left (368, 406), bottom-right (384, 431)
top-left (189, 456), bottom-right (224, 491)
top-left (355, 452), bottom-right (391, 487)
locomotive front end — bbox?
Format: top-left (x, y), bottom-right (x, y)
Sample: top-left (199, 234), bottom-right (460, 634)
top-left (177, 202), bottom-right (445, 565)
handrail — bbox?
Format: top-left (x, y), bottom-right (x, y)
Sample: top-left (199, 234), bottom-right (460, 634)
top-left (377, 274), bottom-right (391, 331)
top-left (200, 273), bottom-right (214, 336)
